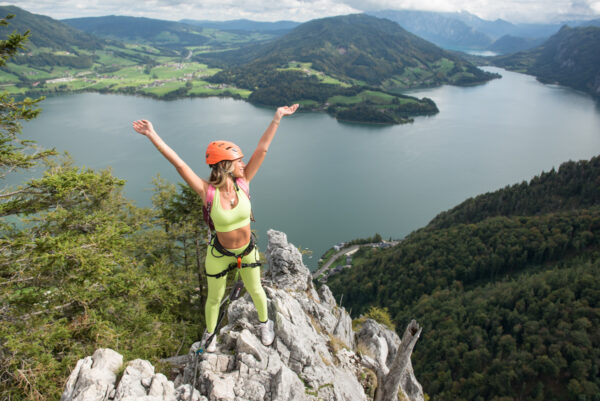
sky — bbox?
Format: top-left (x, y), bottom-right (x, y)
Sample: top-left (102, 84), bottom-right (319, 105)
top-left (3, 0), bottom-right (600, 24)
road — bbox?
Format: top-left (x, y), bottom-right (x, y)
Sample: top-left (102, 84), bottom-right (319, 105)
top-left (312, 245), bottom-right (359, 279)
top-left (312, 240), bottom-right (401, 280)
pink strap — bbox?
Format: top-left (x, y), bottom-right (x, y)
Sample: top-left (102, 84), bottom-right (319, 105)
top-left (236, 177), bottom-right (250, 199)
top-left (206, 184), bottom-right (215, 205)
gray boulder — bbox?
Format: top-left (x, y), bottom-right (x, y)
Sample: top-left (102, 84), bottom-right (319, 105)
top-left (265, 229), bottom-right (312, 291)
top-left (61, 348), bottom-right (122, 401)
top-left (61, 351), bottom-right (205, 401)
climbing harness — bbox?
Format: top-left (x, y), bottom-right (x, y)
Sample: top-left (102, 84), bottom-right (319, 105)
top-left (206, 234), bottom-right (262, 277)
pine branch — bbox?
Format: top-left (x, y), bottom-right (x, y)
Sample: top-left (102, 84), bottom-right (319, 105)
top-left (21, 301), bottom-right (77, 320)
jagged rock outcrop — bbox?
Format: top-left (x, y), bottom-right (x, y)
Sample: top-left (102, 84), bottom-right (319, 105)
top-left (61, 230), bottom-right (423, 401)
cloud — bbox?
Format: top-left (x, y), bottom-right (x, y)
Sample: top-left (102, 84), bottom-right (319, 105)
top-left (3, 0), bottom-right (599, 22)
top-left (4, 0), bottom-right (359, 21)
top-left (340, 0), bottom-right (600, 22)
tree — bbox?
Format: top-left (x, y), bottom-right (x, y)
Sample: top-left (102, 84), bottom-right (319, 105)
top-left (0, 14), bottom-right (54, 183)
top-left (152, 177), bottom-right (208, 314)
top-left (0, 17), bottom-right (203, 399)
top-left (360, 320), bottom-right (422, 401)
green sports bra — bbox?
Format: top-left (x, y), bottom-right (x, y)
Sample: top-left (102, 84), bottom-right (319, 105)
top-left (210, 186), bottom-right (252, 232)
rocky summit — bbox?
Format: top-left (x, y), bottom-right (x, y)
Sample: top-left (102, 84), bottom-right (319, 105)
top-left (61, 230), bottom-right (423, 401)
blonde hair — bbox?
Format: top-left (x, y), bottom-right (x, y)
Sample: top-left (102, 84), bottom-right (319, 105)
top-left (209, 160), bottom-right (234, 188)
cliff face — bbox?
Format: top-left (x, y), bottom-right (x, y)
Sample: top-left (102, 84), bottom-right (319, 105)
top-left (60, 230), bottom-right (422, 401)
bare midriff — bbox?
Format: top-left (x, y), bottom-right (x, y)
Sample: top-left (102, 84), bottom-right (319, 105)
top-left (216, 225), bottom-right (251, 249)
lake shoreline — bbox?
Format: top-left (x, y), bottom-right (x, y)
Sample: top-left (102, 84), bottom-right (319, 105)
top-left (15, 68), bottom-right (600, 269)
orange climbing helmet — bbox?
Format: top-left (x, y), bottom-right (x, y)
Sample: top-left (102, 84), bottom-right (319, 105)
top-left (205, 140), bottom-right (244, 165)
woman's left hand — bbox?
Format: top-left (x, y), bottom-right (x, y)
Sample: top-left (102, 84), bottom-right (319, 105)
top-left (275, 104), bottom-right (299, 121)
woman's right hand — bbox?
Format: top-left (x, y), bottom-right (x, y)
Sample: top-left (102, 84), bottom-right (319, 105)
top-left (132, 120), bottom-right (156, 137)
top-left (274, 104), bottom-right (299, 121)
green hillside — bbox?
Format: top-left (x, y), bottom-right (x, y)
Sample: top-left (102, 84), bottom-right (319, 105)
top-left (0, 5), bottom-right (103, 50)
top-left (179, 19), bottom-right (300, 33)
top-left (0, 9), bottom-right (497, 124)
top-left (62, 16), bottom-right (279, 49)
top-left (202, 14), bottom-right (500, 123)
top-left (493, 25), bottom-right (600, 98)
top-left (0, 8), bottom-right (251, 101)
top-left (206, 14), bottom-right (498, 89)
top-left (327, 156), bottom-right (600, 400)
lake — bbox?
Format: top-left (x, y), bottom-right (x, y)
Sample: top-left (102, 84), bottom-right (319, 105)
top-left (15, 67), bottom-right (600, 269)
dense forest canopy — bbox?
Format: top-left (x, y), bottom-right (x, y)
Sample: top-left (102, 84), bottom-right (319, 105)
top-left (327, 156), bottom-right (600, 400)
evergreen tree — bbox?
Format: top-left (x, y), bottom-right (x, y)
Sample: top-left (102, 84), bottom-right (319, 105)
top-left (0, 17), bottom-right (207, 399)
top-left (0, 14), bottom-right (53, 183)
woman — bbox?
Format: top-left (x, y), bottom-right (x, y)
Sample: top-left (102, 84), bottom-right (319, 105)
top-left (132, 103), bottom-right (299, 351)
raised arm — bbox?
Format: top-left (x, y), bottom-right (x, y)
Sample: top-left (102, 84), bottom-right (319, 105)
top-left (244, 104), bottom-right (299, 182)
top-left (132, 119), bottom-right (208, 200)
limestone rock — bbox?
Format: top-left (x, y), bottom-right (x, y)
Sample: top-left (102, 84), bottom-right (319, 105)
top-left (61, 350), bottom-right (205, 401)
top-left (265, 229), bottom-right (312, 291)
top-left (62, 230), bottom-right (422, 401)
top-left (61, 348), bottom-right (123, 401)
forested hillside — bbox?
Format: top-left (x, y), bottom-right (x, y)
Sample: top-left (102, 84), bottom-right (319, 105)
top-left (428, 157), bottom-right (600, 229)
top-left (327, 156), bottom-right (600, 400)
top-left (0, 8), bottom-right (442, 124)
top-left (493, 25), bottom-right (600, 98)
top-left (63, 16), bottom-right (210, 46)
top-left (0, 5), bottom-right (103, 50)
top-left (205, 14), bottom-right (497, 89)
top-left (179, 18), bottom-right (299, 34)
top-left (202, 14), bottom-right (497, 123)
top-left (62, 16), bottom-right (280, 49)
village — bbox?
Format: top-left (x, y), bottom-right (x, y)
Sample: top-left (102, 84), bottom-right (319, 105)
top-left (313, 239), bottom-right (400, 283)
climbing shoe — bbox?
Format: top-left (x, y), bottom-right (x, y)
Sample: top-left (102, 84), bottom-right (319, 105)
top-left (259, 319), bottom-right (275, 346)
top-left (201, 331), bottom-right (217, 353)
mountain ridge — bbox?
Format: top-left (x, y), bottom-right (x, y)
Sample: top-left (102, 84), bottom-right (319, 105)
top-left (0, 5), bottom-right (103, 50)
top-left (62, 15), bottom-right (284, 48)
top-left (206, 13), bottom-right (496, 87)
top-left (62, 15), bottom-right (209, 46)
top-left (199, 13), bottom-right (501, 123)
top-left (369, 9), bottom-right (600, 53)
top-left (492, 25), bottom-right (600, 98)
top-left (179, 18), bottom-right (300, 33)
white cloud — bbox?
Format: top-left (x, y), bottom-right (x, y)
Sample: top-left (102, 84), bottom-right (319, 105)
top-left (4, 0), bottom-right (359, 21)
top-left (341, 0), bottom-right (600, 22)
top-left (3, 0), bottom-right (599, 22)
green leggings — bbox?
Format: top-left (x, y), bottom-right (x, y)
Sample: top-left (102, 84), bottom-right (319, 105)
top-left (204, 242), bottom-right (268, 333)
